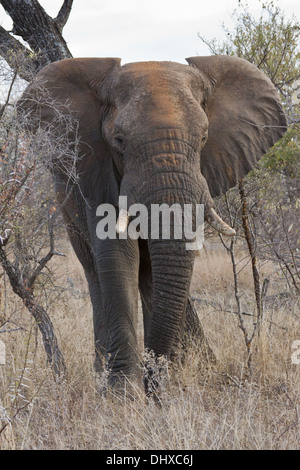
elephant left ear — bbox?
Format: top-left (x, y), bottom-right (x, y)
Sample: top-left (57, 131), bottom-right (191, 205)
top-left (186, 55), bottom-right (287, 198)
top-left (18, 57), bottom-right (121, 206)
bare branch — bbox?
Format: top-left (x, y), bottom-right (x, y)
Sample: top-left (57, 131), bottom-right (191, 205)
top-left (0, 0), bottom-right (72, 75)
top-left (0, 67), bottom-right (18, 120)
top-left (0, 26), bottom-right (41, 81)
top-left (0, 245), bottom-right (66, 376)
top-left (55, 0), bottom-right (74, 33)
top-left (239, 179), bottom-right (262, 330)
top-left (27, 214), bottom-right (56, 290)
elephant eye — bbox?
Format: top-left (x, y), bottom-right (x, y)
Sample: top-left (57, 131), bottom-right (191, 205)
top-left (113, 135), bottom-right (126, 152)
top-left (201, 133), bottom-right (208, 146)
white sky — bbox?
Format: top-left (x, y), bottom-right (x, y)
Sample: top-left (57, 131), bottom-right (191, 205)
top-left (0, 0), bottom-right (299, 64)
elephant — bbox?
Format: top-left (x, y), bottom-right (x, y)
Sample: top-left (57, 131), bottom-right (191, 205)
top-left (18, 55), bottom-right (287, 393)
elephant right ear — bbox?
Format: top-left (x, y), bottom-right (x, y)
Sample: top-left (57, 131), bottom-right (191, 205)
top-left (18, 57), bottom-right (121, 206)
top-left (186, 55), bottom-right (287, 198)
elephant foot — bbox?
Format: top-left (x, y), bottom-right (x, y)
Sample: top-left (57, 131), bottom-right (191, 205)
top-left (94, 346), bottom-right (142, 398)
top-left (99, 373), bottom-right (142, 401)
top-left (94, 361), bottom-right (143, 400)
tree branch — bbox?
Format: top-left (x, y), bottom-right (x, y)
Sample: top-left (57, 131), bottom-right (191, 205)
top-left (0, 25), bottom-right (41, 81)
top-left (55, 0), bottom-right (74, 33)
top-left (0, 66), bottom-right (18, 119)
top-left (0, 244), bottom-right (66, 376)
top-left (239, 179), bottom-right (263, 331)
top-left (27, 214), bottom-right (56, 290)
top-left (0, 0), bottom-right (72, 76)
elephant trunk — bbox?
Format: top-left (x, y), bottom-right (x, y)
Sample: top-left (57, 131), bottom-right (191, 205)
top-left (117, 132), bottom-right (235, 358)
top-left (146, 238), bottom-right (195, 356)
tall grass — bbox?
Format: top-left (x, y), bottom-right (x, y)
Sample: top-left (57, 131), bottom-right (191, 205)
top-left (0, 243), bottom-right (299, 449)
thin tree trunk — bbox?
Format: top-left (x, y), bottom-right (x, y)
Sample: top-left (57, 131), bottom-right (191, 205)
top-left (0, 245), bottom-right (66, 377)
top-left (239, 179), bottom-right (263, 332)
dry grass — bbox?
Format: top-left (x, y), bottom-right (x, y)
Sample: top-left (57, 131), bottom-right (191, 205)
top-left (0, 241), bottom-right (299, 450)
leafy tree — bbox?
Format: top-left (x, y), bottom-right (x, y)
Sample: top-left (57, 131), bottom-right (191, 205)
top-left (199, 0), bottom-right (300, 177)
top-left (199, 0), bottom-right (300, 369)
top-left (199, 0), bottom-right (300, 100)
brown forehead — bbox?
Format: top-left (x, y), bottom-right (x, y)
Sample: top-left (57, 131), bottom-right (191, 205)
top-left (117, 61), bottom-right (200, 88)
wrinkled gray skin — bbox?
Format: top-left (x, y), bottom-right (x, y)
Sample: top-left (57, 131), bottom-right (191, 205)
top-left (19, 55), bottom-right (287, 392)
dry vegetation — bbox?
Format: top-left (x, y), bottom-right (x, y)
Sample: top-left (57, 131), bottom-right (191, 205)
top-left (0, 0), bottom-right (299, 452)
top-left (1, 239), bottom-right (299, 450)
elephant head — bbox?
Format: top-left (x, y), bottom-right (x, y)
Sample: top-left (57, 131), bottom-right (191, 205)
top-left (19, 56), bottom-right (286, 387)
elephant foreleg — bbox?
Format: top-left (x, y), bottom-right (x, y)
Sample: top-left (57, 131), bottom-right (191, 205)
top-left (95, 238), bottom-right (141, 388)
top-left (64, 223), bottom-right (107, 372)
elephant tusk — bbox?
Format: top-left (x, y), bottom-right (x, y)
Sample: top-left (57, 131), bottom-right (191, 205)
top-left (205, 208), bottom-right (236, 237)
top-left (116, 209), bottom-right (129, 234)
